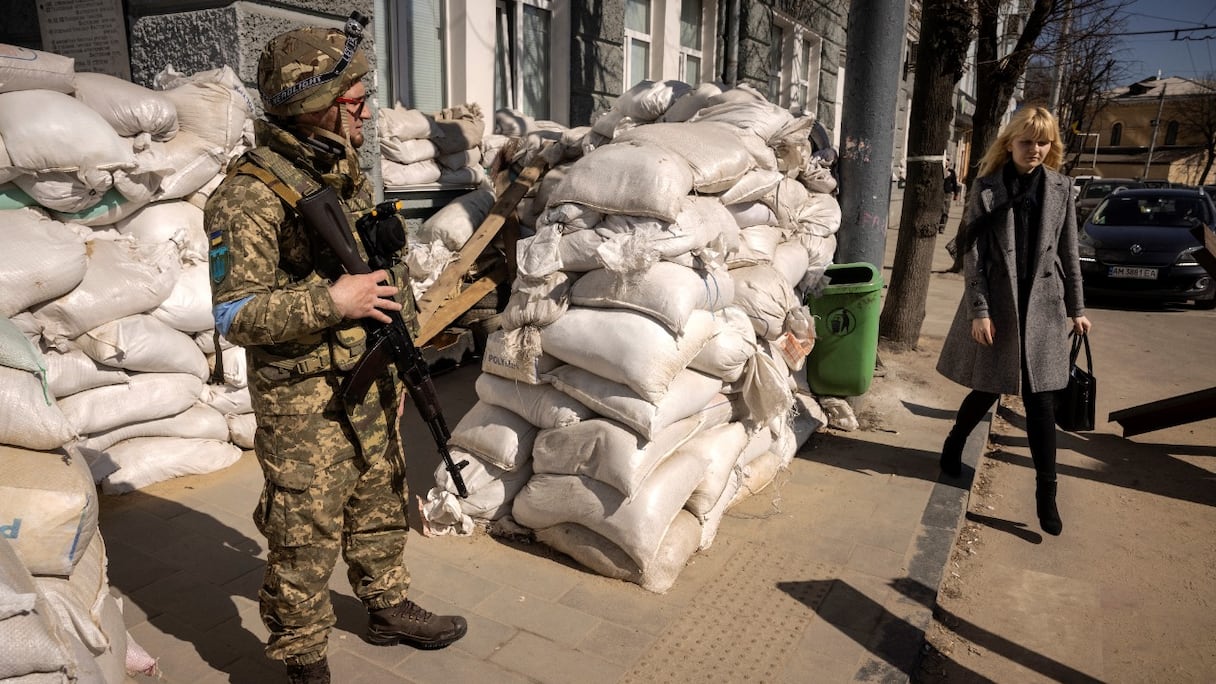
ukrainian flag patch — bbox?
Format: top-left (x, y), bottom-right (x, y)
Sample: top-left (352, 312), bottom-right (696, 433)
top-left (209, 230), bottom-right (230, 285)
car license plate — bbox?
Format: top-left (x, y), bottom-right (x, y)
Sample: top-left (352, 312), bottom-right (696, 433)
top-left (1109, 266), bottom-right (1157, 279)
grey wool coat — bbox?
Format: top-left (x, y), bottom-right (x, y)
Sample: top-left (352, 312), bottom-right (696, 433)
top-left (936, 166), bottom-right (1086, 395)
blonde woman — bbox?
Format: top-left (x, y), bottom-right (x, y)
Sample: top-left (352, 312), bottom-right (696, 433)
top-left (936, 106), bottom-right (1093, 536)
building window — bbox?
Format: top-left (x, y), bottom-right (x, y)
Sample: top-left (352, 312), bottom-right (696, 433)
top-left (678, 0), bottom-right (703, 85)
top-left (1165, 120), bottom-right (1179, 145)
top-left (769, 12), bottom-right (822, 115)
top-left (625, 0), bottom-right (652, 87)
top-left (1110, 122), bottom-right (1122, 146)
top-left (495, 0), bottom-right (552, 119)
top-left (393, 0), bottom-right (445, 112)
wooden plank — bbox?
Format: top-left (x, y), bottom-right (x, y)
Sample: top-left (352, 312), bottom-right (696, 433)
top-left (1108, 387), bottom-right (1216, 437)
top-left (416, 152), bottom-right (550, 325)
top-left (414, 262), bottom-right (508, 347)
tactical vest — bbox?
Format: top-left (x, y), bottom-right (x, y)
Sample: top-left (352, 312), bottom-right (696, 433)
top-left (229, 147), bottom-right (416, 382)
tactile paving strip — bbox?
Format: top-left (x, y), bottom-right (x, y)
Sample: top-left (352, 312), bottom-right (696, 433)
top-left (621, 544), bottom-right (837, 683)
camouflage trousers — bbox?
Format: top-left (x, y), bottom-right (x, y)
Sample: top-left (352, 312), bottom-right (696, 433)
top-left (252, 375), bottom-right (410, 664)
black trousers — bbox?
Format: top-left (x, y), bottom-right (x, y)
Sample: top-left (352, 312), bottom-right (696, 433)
top-left (950, 369), bottom-right (1058, 481)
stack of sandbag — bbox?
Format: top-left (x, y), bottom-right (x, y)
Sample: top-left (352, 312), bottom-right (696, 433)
top-left (379, 102), bottom-right (487, 188)
top-left (417, 81), bottom-right (842, 593)
top-left (0, 47), bottom-right (255, 496)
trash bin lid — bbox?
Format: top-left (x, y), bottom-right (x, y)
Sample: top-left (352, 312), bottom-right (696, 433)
top-left (818, 262), bottom-right (883, 293)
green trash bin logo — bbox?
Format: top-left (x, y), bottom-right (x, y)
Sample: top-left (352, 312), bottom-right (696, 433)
top-left (825, 308), bottom-right (857, 336)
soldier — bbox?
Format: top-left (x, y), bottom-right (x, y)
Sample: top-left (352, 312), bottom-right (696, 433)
top-left (205, 14), bottom-right (466, 684)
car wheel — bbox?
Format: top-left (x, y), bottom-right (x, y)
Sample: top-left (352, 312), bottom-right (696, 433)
top-left (1194, 296), bottom-right (1216, 310)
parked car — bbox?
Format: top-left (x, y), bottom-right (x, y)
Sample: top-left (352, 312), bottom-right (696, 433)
top-left (1078, 188), bottom-right (1216, 309)
top-left (1070, 174), bottom-right (1100, 202)
top-left (1075, 178), bottom-right (1144, 221)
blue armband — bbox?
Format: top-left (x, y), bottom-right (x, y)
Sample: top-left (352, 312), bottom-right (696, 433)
top-left (213, 296), bottom-right (254, 336)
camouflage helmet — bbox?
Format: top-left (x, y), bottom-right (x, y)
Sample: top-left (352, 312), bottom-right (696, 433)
top-left (257, 12), bottom-right (370, 117)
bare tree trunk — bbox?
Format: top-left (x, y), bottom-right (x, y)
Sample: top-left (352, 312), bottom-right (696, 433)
top-left (878, 0), bottom-right (975, 349)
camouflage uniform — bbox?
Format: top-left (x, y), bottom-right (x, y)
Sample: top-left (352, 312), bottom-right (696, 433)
top-left (206, 86), bottom-right (416, 667)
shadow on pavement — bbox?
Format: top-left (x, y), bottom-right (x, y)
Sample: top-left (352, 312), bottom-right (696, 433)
top-left (796, 430), bottom-right (943, 484)
top-left (993, 404), bottom-right (1216, 507)
top-left (900, 400), bottom-right (959, 422)
top-left (964, 511), bottom-right (1043, 544)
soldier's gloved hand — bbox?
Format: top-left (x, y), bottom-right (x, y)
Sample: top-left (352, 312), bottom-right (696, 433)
top-left (330, 271), bottom-right (402, 324)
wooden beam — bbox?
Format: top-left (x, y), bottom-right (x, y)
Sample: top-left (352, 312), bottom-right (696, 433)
top-left (414, 262), bottom-right (509, 347)
top-left (1108, 387), bottom-right (1216, 437)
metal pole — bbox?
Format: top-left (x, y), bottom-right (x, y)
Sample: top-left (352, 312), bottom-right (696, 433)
top-left (1048, 0), bottom-right (1073, 111)
top-left (1143, 82), bottom-right (1167, 179)
top-left (836, 0), bottom-right (908, 269)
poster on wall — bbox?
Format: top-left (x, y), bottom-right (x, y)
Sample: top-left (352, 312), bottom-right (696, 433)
top-left (37, 0), bottom-right (131, 80)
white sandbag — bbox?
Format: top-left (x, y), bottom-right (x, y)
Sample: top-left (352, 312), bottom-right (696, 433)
top-left (433, 448), bottom-right (533, 521)
top-left (76, 314), bottom-right (209, 379)
top-left (0, 365), bottom-right (76, 450)
top-left (772, 240), bottom-right (812, 290)
top-left (200, 382), bottom-right (252, 416)
top-left (157, 66), bottom-right (250, 151)
top-left (77, 403), bottom-right (228, 453)
top-left (217, 345), bottom-right (248, 388)
top-left (548, 142), bottom-right (693, 222)
top-left (729, 449), bottom-right (785, 508)
top-left (660, 82), bottom-right (723, 123)
top-left (44, 349), bottom-right (129, 398)
top-left (514, 446), bottom-right (709, 571)
top-left (796, 192), bottom-right (843, 237)
top-left (404, 241), bottom-right (454, 297)
top-left (728, 224), bottom-right (783, 268)
top-left (98, 437), bottom-right (242, 494)
top-left (604, 196), bottom-right (740, 261)
top-left (721, 169), bottom-right (784, 207)
top-left (58, 372), bottom-right (203, 436)
top-left (499, 271), bottom-right (572, 331)
top-left (731, 264), bottom-right (800, 340)
top-left (380, 137), bottom-right (438, 165)
top-left (73, 72), bottom-right (177, 140)
top-left (152, 258), bottom-right (214, 333)
top-left (689, 98), bottom-right (795, 145)
top-left (682, 422), bottom-right (750, 519)
top-left (474, 373), bottom-right (592, 429)
top-left (93, 592), bottom-right (128, 684)
top-left (118, 198), bottom-right (209, 260)
top-left (0, 210), bottom-right (88, 317)
top-left (736, 351), bottom-right (795, 429)
top-left (0, 444), bottom-right (98, 576)
top-left (706, 83), bottom-right (769, 106)
top-left (530, 413), bottom-right (703, 499)
top-left (150, 131), bottom-right (226, 201)
top-left (381, 158), bottom-right (440, 187)
top-left (569, 262), bottom-right (731, 333)
top-left (535, 510), bottom-right (702, 593)
top-left (543, 364), bottom-right (723, 440)
top-left (438, 147), bottom-right (481, 171)
top-left (688, 306), bottom-right (757, 383)
top-left (540, 307), bottom-right (715, 403)
top-left (791, 391), bottom-right (827, 448)
top-left (552, 226), bottom-right (613, 273)
top-left (0, 535), bottom-right (77, 681)
top-left (614, 122), bottom-right (752, 193)
top-left (32, 237), bottom-right (180, 347)
top-left (418, 187), bottom-right (495, 252)
top-left (0, 45), bottom-right (74, 94)
top-left (440, 165), bottom-right (485, 190)
top-left (481, 327), bottom-right (560, 385)
top-left (447, 401), bottom-right (537, 472)
top-left (377, 105), bottom-right (434, 140)
top-left (726, 200), bottom-right (778, 229)
top-left (614, 80), bottom-right (692, 122)
top-left (34, 534), bottom-right (108, 653)
top-left (226, 411), bottom-right (256, 449)
top-left (696, 467), bottom-right (739, 550)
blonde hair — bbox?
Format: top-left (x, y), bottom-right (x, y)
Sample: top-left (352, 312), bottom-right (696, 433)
top-left (976, 105), bottom-right (1064, 177)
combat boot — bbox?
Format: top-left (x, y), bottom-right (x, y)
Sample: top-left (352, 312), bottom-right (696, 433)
top-left (285, 658), bottom-right (330, 684)
top-left (367, 599), bottom-right (467, 649)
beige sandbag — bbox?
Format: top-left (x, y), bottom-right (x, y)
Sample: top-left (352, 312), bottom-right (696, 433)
top-left (0, 536), bottom-right (77, 681)
top-left (540, 307), bottom-right (715, 403)
top-left (614, 80), bottom-right (692, 122)
top-left (377, 104), bottom-right (434, 140)
top-left (614, 121), bottom-right (752, 193)
top-left (731, 264), bottom-right (801, 340)
top-left (381, 158), bottom-right (440, 187)
top-left (0, 365), bottom-right (77, 450)
top-left (199, 382), bottom-right (252, 414)
top-left (726, 200), bottom-right (778, 228)
top-left (32, 237), bottom-right (180, 348)
top-left (447, 401), bottom-right (537, 472)
top-left (157, 66), bottom-right (250, 151)
top-left (150, 130), bottom-right (225, 201)
top-left (543, 364), bottom-right (723, 439)
top-left (76, 314), bottom-right (209, 379)
top-left (418, 187), bottom-right (495, 252)
top-left (499, 271), bottom-right (572, 331)
top-left (380, 137), bottom-right (438, 165)
top-left (77, 403), bottom-right (228, 453)
top-left (569, 262), bottom-right (732, 333)
top-left (226, 411), bottom-right (256, 449)
top-left (0, 45), bottom-right (74, 94)
top-left (0, 209), bottom-right (88, 318)
top-left (688, 306), bottom-right (757, 383)
top-left (73, 72), bottom-right (177, 140)
top-left (772, 240), bottom-right (812, 290)
top-left (797, 192), bottom-right (843, 237)
top-left (152, 258), bottom-right (214, 333)
top-left (682, 422), bottom-right (750, 518)
top-left (727, 224), bottom-right (783, 268)
top-left (58, 372), bottom-right (203, 436)
top-left (474, 372), bottom-right (592, 429)
top-left (690, 97), bottom-right (794, 144)
top-left (0, 444), bottom-right (98, 576)
top-left (721, 169), bottom-right (784, 206)
top-left (530, 414), bottom-right (704, 499)
top-left (0, 88), bottom-right (133, 181)
top-left (44, 349), bottom-right (129, 398)
top-left (98, 437), bottom-right (242, 495)
top-left (548, 141), bottom-right (693, 222)
top-left (481, 327), bottom-right (560, 385)
top-left (34, 534), bottom-right (109, 653)
top-left (433, 449), bottom-right (533, 521)
top-left (660, 82), bottom-right (723, 123)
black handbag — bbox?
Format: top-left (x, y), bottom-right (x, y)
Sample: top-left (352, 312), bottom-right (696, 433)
top-left (1055, 332), bottom-right (1096, 432)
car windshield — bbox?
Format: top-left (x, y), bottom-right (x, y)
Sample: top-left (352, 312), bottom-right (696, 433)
top-left (1092, 196), bottom-right (1210, 227)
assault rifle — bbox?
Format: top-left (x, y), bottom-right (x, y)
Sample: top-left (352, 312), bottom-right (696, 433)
top-left (297, 187), bottom-right (469, 497)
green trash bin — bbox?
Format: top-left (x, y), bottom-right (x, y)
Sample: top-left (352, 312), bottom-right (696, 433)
top-left (805, 262), bottom-right (883, 396)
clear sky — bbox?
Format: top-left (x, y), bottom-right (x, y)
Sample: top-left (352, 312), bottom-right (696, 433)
top-left (1117, 1), bottom-right (1216, 81)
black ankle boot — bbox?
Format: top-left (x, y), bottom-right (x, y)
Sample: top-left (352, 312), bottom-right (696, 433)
top-left (940, 432), bottom-right (966, 477)
top-left (1036, 479), bottom-right (1062, 536)
top-left (286, 658), bottom-right (330, 684)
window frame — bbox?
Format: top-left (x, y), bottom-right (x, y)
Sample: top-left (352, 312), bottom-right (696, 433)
top-left (624, 0), bottom-right (654, 87)
top-left (1110, 122), bottom-right (1123, 146)
top-left (495, 0), bottom-right (554, 120)
top-left (676, 0), bottom-right (705, 86)
top-left (769, 11), bottom-right (822, 115)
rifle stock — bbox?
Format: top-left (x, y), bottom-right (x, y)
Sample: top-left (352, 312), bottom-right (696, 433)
top-left (296, 187), bottom-right (469, 497)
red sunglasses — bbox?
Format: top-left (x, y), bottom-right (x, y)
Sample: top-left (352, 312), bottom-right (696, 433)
top-left (335, 95), bottom-right (367, 118)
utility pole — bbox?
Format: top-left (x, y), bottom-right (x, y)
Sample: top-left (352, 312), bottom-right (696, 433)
top-left (836, 0), bottom-right (908, 270)
top-left (1048, 0), bottom-right (1073, 111)
top-left (1143, 81), bottom-right (1167, 179)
